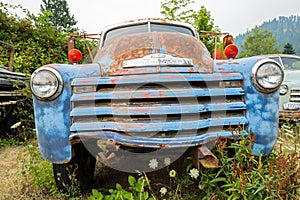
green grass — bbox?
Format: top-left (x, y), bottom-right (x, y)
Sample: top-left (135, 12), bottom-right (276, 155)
top-left (1, 121), bottom-right (299, 199)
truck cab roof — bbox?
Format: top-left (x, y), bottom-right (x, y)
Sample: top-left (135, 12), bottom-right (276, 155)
top-left (99, 18), bottom-right (199, 47)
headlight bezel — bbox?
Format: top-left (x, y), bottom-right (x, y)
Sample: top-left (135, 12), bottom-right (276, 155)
top-left (279, 84), bottom-right (288, 95)
top-left (30, 67), bottom-right (63, 101)
top-left (251, 59), bottom-right (284, 93)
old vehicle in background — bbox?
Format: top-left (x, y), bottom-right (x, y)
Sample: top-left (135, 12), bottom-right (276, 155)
top-left (264, 54), bottom-right (300, 120)
top-left (30, 18), bottom-right (284, 191)
top-left (0, 40), bottom-right (26, 136)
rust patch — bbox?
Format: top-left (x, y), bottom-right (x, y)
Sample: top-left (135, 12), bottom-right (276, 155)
top-left (157, 143), bottom-right (168, 148)
top-left (216, 62), bottom-right (229, 66)
top-left (279, 110), bottom-right (300, 120)
top-left (95, 32), bottom-right (213, 76)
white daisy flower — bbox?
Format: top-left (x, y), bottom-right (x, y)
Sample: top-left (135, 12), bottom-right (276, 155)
top-left (189, 168), bottom-right (199, 179)
top-left (10, 122), bottom-right (21, 129)
top-left (160, 187), bottom-right (167, 196)
top-left (164, 157), bottom-right (171, 166)
top-left (149, 158), bottom-right (158, 169)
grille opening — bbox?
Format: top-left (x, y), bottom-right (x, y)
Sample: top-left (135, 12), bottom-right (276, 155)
top-left (0, 86), bottom-right (16, 91)
top-left (127, 97), bottom-right (183, 107)
top-left (97, 83), bottom-right (187, 93)
top-left (72, 96), bottom-right (243, 116)
top-left (96, 80), bottom-right (243, 93)
top-left (72, 109), bottom-right (244, 123)
top-left (220, 80), bottom-right (243, 88)
top-left (97, 84), bottom-right (115, 92)
top-left (150, 127), bottom-right (238, 137)
top-left (71, 95), bottom-right (245, 114)
top-left (290, 90), bottom-right (300, 102)
top-left (71, 94), bottom-right (243, 108)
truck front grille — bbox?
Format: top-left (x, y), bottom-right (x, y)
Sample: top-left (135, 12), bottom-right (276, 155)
top-left (70, 73), bottom-right (247, 147)
top-left (290, 89), bottom-right (300, 102)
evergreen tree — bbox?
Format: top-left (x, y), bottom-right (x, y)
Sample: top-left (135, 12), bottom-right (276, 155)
top-left (282, 43), bottom-right (296, 54)
top-left (239, 27), bottom-right (281, 57)
top-left (40, 0), bottom-right (77, 31)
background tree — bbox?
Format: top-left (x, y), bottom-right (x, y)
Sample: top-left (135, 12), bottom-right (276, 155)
top-left (282, 43), bottom-right (296, 54)
top-left (235, 15), bottom-right (300, 55)
top-left (0, 3), bottom-right (95, 74)
top-left (0, 7), bottom-right (68, 74)
top-left (161, 0), bottom-right (195, 23)
top-left (193, 6), bottom-right (220, 54)
top-left (239, 27), bottom-right (280, 57)
top-left (40, 0), bottom-right (77, 31)
top-left (160, 0), bottom-right (220, 54)
top-left (0, 3), bottom-right (97, 138)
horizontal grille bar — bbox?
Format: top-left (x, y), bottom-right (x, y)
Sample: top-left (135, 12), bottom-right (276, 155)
top-left (71, 73), bottom-right (243, 86)
top-left (69, 130), bottom-right (235, 148)
top-left (70, 116), bottom-right (248, 132)
top-left (70, 102), bottom-right (246, 117)
top-left (71, 88), bottom-right (244, 101)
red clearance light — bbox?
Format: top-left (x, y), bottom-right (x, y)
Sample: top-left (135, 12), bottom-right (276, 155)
top-left (68, 49), bottom-right (82, 63)
top-left (224, 44), bottom-right (238, 59)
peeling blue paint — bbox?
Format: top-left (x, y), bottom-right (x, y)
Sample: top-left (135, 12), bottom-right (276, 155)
top-left (33, 64), bottom-right (101, 163)
top-left (214, 57), bottom-right (280, 155)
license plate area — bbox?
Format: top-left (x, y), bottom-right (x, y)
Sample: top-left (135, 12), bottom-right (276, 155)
top-left (283, 102), bottom-right (300, 110)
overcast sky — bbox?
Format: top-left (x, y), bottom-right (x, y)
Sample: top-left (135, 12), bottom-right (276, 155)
top-left (2, 0), bottom-right (300, 36)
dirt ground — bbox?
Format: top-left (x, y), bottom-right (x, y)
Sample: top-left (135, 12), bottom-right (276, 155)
top-left (0, 146), bottom-right (27, 200)
top-left (0, 145), bottom-right (193, 200)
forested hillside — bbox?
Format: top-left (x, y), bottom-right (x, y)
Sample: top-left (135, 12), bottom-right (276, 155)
top-left (235, 15), bottom-right (300, 55)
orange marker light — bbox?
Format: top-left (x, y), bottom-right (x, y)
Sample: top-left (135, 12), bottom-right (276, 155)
top-left (224, 44), bottom-right (238, 59)
top-left (68, 49), bottom-right (82, 63)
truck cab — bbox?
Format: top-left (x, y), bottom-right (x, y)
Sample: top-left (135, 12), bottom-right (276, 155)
top-left (30, 18), bottom-right (284, 191)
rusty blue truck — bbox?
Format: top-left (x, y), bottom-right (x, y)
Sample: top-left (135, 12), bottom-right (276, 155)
top-left (30, 18), bottom-right (284, 191)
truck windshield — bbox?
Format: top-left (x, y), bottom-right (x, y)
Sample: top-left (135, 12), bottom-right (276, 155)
top-left (103, 22), bottom-right (195, 45)
top-left (281, 57), bottom-right (300, 70)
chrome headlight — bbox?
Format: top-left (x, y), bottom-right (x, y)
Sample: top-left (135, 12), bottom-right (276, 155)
top-left (279, 84), bottom-right (288, 95)
top-left (251, 59), bottom-right (284, 93)
top-left (30, 67), bottom-right (63, 101)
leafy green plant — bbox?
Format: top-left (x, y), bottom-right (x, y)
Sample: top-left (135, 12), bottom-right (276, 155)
top-left (0, 138), bottom-right (22, 147)
top-left (20, 144), bottom-right (57, 195)
top-left (19, 142), bottom-right (85, 199)
top-left (55, 168), bottom-right (82, 199)
top-left (88, 175), bottom-right (155, 200)
top-left (192, 133), bottom-right (300, 200)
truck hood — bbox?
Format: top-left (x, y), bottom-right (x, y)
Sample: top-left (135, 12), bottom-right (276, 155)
top-left (283, 70), bottom-right (300, 87)
top-left (94, 32), bottom-right (213, 76)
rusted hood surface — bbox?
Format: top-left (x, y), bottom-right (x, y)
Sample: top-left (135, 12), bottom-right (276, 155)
top-left (94, 32), bottom-right (213, 76)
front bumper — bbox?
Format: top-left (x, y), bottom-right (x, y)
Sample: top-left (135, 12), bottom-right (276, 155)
top-left (279, 110), bottom-right (300, 120)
